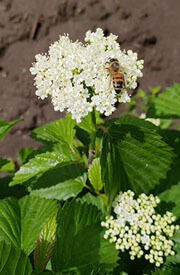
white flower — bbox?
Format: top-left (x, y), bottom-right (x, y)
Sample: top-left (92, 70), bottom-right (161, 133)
top-left (30, 28), bottom-right (144, 122)
top-left (120, 90), bottom-right (131, 103)
top-left (102, 190), bottom-right (178, 266)
top-left (141, 235), bottom-right (150, 245)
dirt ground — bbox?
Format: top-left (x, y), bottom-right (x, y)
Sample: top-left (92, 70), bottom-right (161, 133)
top-left (0, 0), bottom-right (180, 158)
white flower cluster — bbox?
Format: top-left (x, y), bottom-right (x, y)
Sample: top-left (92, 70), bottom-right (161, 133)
top-left (101, 190), bottom-right (179, 267)
top-left (30, 29), bottom-right (144, 122)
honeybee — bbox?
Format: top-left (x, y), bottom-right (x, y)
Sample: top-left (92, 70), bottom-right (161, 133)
top-left (105, 58), bottom-right (126, 94)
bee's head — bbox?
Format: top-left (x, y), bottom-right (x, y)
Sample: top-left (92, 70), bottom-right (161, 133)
top-left (109, 58), bottom-right (118, 63)
top-left (105, 58), bottom-right (120, 71)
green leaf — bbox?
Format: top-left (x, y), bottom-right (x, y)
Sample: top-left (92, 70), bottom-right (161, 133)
top-left (10, 152), bottom-right (71, 186)
top-left (0, 117), bottom-right (20, 140)
top-left (30, 114), bottom-right (76, 145)
top-left (98, 231), bottom-right (119, 272)
top-left (0, 198), bottom-right (21, 248)
top-left (0, 196), bottom-right (58, 255)
top-left (0, 176), bottom-right (27, 200)
top-left (81, 193), bottom-right (107, 214)
top-left (20, 196), bottom-right (58, 255)
top-left (10, 149), bottom-right (85, 201)
top-left (88, 158), bottom-right (103, 192)
top-left (34, 216), bottom-right (57, 272)
top-left (31, 272), bottom-right (55, 275)
top-left (159, 119), bottom-right (173, 129)
top-left (0, 158), bottom-right (15, 172)
top-left (31, 162), bottom-right (84, 189)
top-left (147, 83), bottom-right (180, 118)
top-left (148, 86), bottom-right (161, 94)
top-left (0, 240), bottom-right (32, 275)
top-left (78, 110), bottom-right (103, 133)
top-left (136, 89), bottom-right (145, 98)
top-left (159, 182), bottom-right (180, 218)
top-left (154, 130), bottom-right (180, 215)
top-left (30, 174), bottom-right (86, 201)
top-left (166, 229), bottom-right (180, 265)
top-left (25, 143), bottom-right (79, 163)
top-left (52, 143), bottom-right (79, 162)
top-left (101, 119), bottom-right (173, 206)
top-left (52, 200), bottom-right (118, 274)
top-left (18, 147), bottom-right (35, 164)
top-left (75, 126), bottom-right (90, 146)
top-left (158, 130), bottom-right (180, 187)
top-left (151, 266), bottom-right (180, 275)
top-left (104, 115), bottom-right (157, 130)
top-left (0, 158), bottom-right (9, 169)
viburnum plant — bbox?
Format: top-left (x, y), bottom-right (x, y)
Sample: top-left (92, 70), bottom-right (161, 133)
top-left (0, 29), bottom-right (180, 275)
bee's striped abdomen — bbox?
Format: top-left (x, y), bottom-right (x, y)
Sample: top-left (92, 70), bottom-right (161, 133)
top-left (112, 72), bottom-right (124, 94)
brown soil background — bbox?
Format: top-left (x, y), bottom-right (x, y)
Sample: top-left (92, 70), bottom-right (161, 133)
top-left (0, 0), bottom-right (180, 159)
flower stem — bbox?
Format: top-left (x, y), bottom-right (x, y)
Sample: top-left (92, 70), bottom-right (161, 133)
top-left (69, 144), bottom-right (81, 163)
top-left (89, 108), bottom-right (97, 151)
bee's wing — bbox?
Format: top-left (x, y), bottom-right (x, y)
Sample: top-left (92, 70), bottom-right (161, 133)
top-left (108, 74), bottom-right (112, 90)
top-left (119, 70), bottom-right (127, 88)
top-left (123, 72), bottom-right (127, 88)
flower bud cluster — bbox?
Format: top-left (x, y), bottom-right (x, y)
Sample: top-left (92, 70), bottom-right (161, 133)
top-left (101, 190), bottom-right (179, 267)
top-left (30, 28), bottom-right (144, 122)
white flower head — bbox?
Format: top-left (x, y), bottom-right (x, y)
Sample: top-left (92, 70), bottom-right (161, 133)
top-left (30, 28), bottom-right (144, 122)
top-left (141, 235), bottom-right (150, 245)
top-left (102, 190), bottom-right (178, 266)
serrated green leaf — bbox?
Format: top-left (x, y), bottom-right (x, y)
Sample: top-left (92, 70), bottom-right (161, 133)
top-left (104, 115), bottom-right (157, 130)
top-left (18, 147), bottom-right (35, 164)
top-left (151, 266), bottom-right (180, 275)
top-left (147, 83), bottom-right (180, 118)
top-left (159, 182), bottom-right (180, 218)
top-left (0, 240), bottom-right (32, 275)
top-left (30, 114), bottom-right (76, 145)
top-left (26, 143), bottom-right (79, 163)
top-left (154, 130), bottom-right (180, 214)
top-left (166, 229), bottom-right (180, 265)
top-left (10, 152), bottom-right (70, 186)
top-left (101, 118), bottom-right (173, 206)
top-left (75, 126), bottom-right (90, 146)
top-left (78, 110), bottom-right (103, 133)
top-left (0, 117), bottom-right (20, 140)
top-left (158, 130), bottom-right (180, 186)
top-left (31, 272), bottom-right (55, 275)
top-left (81, 193), bottom-right (107, 214)
top-left (34, 216), bottom-right (57, 272)
top-left (0, 197), bottom-right (21, 248)
top-left (52, 143), bottom-right (79, 162)
top-left (20, 196), bottom-right (58, 255)
top-left (30, 174), bottom-right (86, 201)
top-left (0, 196), bottom-right (58, 255)
top-left (88, 158), bottom-right (103, 192)
top-left (31, 162), bottom-right (84, 190)
top-left (52, 200), bottom-right (118, 274)
top-left (98, 230), bottom-right (119, 272)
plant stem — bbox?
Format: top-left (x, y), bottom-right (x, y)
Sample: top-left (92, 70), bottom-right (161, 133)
top-left (84, 183), bottom-right (100, 196)
top-left (89, 108), bottom-right (97, 151)
top-left (69, 144), bottom-right (81, 163)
